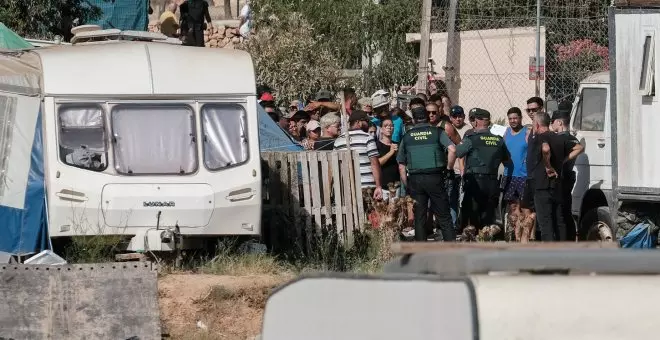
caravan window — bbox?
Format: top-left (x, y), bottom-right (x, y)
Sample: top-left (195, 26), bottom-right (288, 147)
top-left (58, 105), bottom-right (108, 172)
top-left (201, 104), bottom-right (248, 170)
top-left (111, 104), bottom-right (197, 175)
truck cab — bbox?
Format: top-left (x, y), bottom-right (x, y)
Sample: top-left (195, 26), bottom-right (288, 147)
top-left (569, 4), bottom-right (660, 242)
top-left (568, 72), bottom-right (615, 240)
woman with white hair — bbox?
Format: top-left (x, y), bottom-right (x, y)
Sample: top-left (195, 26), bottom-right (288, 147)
top-left (314, 113), bottom-right (341, 150)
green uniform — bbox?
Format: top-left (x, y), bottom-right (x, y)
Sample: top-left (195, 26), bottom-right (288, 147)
top-left (397, 123), bottom-right (455, 242)
top-left (456, 128), bottom-right (511, 230)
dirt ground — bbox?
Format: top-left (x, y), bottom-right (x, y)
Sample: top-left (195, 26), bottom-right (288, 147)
top-left (159, 273), bottom-right (291, 340)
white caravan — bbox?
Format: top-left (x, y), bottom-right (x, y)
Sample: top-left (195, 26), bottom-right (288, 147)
top-left (566, 2), bottom-right (660, 240)
top-left (0, 30), bottom-right (261, 253)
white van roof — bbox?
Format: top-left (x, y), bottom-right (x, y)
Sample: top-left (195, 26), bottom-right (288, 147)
top-left (31, 41), bottom-right (256, 96)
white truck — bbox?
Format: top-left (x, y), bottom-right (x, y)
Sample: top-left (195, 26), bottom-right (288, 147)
top-left (566, 1), bottom-right (660, 242)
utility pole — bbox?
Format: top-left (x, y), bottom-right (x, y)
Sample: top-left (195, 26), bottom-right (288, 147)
top-left (417, 0), bottom-right (432, 94)
top-left (535, 0), bottom-right (542, 97)
top-left (445, 0), bottom-right (460, 102)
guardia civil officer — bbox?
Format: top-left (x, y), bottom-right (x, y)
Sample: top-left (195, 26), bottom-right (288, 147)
top-left (397, 106), bottom-right (457, 242)
top-left (449, 108), bottom-right (511, 231)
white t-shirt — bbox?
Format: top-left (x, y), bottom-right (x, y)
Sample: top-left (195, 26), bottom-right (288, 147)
top-left (333, 130), bottom-right (379, 188)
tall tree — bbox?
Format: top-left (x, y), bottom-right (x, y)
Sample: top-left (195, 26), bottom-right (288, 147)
top-left (250, 0), bottom-right (421, 95)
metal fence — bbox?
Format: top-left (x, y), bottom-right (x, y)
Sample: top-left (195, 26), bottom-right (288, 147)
top-left (430, 0), bottom-right (609, 122)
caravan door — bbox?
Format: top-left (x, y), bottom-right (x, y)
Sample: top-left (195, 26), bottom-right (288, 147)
top-left (43, 98), bottom-right (110, 237)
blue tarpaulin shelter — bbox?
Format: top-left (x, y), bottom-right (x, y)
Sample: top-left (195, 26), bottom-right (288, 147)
top-left (257, 104), bottom-right (302, 152)
top-left (86, 0), bottom-right (150, 31)
top-left (0, 86), bottom-right (48, 255)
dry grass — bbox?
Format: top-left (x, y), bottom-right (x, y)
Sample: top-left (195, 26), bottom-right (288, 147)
top-left (200, 252), bottom-right (292, 276)
top-left (159, 274), bottom-right (288, 340)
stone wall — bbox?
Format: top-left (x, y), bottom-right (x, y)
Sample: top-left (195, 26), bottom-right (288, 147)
top-left (203, 24), bottom-right (244, 48)
top-left (148, 20), bottom-right (245, 49)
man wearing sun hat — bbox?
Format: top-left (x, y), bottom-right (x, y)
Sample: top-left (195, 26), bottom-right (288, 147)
top-left (370, 90), bottom-right (406, 143)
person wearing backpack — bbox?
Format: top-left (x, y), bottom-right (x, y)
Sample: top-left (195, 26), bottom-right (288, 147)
top-left (180, 0), bottom-right (213, 47)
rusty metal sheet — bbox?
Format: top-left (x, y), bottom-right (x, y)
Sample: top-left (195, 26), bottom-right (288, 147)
top-left (614, 0), bottom-right (660, 7)
top-left (0, 262), bottom-right (160, 340)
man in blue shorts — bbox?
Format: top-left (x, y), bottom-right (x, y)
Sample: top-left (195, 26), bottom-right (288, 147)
top-left (501, 107), bottom-right (531, 241)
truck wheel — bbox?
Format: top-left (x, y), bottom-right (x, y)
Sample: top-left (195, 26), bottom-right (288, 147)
top-left (579, 206), bottom-right (617, 242)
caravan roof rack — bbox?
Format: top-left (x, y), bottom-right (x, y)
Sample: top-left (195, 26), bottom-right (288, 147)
top-left (71, 28), bottom-right (182, 46)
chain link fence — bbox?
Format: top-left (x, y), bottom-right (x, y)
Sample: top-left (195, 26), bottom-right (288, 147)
top-left (430, 0), bottom-right (609, 123)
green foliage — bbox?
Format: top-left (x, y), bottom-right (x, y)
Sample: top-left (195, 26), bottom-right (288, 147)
top-left (0, 0), bottom-right (101, 40)
top-left (249, 0), bottom-right (421, 97)
top-left (241, 12), bottom-right (344, 104)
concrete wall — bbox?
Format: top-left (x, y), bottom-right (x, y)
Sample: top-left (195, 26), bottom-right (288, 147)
top-left (407, 26), bottom-right (546, 124)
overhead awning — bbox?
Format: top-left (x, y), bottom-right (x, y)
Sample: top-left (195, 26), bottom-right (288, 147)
top-left (0, 23), bottom-right (33, 50)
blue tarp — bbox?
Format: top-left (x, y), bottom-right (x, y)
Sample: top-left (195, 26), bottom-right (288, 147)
top-left (620, 221), bottom-right (658, 249)
top-left (86, 0), bottom-right (150, 31)
top-left (257, 105), bottom-right (302, 152)
top-left (0, 110), bottom-right (48, 255)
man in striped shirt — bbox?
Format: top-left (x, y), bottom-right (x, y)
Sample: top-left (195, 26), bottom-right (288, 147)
top-left (334, 110), bottom-right (383, 201)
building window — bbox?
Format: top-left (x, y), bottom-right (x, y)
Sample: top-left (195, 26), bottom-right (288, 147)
top-left (111, 104), bottom-right (197, 175)
top-left (58, 104), bottom-right (107, 171)
top-left (201, 103), bottom-right (248, 170)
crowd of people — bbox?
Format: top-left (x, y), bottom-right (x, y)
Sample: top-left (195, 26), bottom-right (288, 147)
top-left (262, 88), bottom-right (584, 243)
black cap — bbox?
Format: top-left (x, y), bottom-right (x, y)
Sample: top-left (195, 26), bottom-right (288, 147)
top-left (558, 100), bottom-right (572, 113)
top-left (551, 110), bottom-right (570, 121)
top-left (411, 106), bottom-right (427, 120)
top-left (349, 110), bottom-right (370, 123)
top-left (450, 105), bottom-right (464, 116)
top-left (470, 108), bottom-right (491, 120)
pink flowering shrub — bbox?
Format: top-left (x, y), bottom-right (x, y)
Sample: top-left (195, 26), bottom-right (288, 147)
top-left (553, 39), bottom-right (609, 72)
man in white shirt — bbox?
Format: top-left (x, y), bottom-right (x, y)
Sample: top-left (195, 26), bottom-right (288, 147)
top-left (239, 0), bottom-right (252, 38)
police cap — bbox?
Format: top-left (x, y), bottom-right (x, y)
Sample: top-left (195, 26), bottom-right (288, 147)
top-left (411, 106), bottom-right (428, 120)
top-left (470, 108), bottom-right (491, 120)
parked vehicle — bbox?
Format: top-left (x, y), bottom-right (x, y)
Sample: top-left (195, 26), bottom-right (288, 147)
top-left (566, 2), bottom-right (660, 241)
top-left (0, 29), bottom-right (262, 255)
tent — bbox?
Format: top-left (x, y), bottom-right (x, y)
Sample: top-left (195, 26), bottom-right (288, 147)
top-left (85, 0), bottom-right (150, 31)
top-left (0, 23), bottom-right (33, 50)
top-left (0, 53), bottom-right (47, 256)
top-left (258, 104), bottom-right (302, 152)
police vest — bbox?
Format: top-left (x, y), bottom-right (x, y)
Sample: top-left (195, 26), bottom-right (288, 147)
top-left (464, 130), bottom-right (506, 175)
top-left (402, 124), bottom-right (447, 174)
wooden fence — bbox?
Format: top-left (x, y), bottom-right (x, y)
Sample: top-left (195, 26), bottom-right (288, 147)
top-left (261, 150), bottom-right (366, 244)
